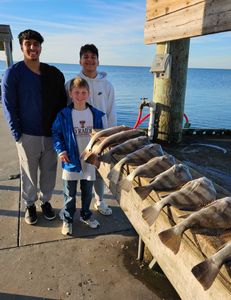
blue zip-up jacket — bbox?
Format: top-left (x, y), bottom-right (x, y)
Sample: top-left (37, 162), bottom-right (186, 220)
top-left (1, 61), bottom-right (67, 141)
top-left (52, 103), bottom-right (104, 173)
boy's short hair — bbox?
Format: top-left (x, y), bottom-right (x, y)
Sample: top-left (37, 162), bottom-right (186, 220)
top-left (69, 77), bottom-right (90, 92)
top-left (18, 29), bottom-right (44, 45)
top-left (79, 44), bottom-right (99, 59)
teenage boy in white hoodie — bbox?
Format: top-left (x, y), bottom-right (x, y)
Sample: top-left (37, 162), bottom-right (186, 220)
top-left (66, 44), bottom-right (117, 216)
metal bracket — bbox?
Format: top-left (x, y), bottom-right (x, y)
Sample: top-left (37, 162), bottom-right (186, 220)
top-left (150, 54), bottom-right (172, 79)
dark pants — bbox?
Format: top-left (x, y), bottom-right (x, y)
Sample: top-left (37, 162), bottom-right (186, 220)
top-left (60, 179), bottom-right (93, 223)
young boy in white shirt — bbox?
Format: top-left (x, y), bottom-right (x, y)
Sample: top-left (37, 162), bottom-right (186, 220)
top-left (52, 77), bottom-right (105, 235)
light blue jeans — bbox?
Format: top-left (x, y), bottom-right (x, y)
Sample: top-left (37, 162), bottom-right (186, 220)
top-left (94, 170), bottom-right (104, 203)
top-left (60, 179), bottom-right (93, 223)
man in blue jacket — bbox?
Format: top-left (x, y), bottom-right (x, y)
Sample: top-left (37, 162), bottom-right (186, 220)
top-left (1, 29), bottom-right (67, 225)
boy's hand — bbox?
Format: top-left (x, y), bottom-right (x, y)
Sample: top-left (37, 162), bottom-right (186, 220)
top-left (59, 152), bottom-right (70, 163)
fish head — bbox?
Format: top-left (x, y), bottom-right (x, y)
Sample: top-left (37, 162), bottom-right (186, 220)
top-left (175, 164), bottom-right (192, 182)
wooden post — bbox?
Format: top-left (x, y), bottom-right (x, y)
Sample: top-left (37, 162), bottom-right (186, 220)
top-left (153, 38), bottom-right (190, 143)
top-left (3, 41), bottom-right (13, 67)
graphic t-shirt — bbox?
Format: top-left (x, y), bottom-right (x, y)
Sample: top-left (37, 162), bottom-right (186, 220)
top-left (62, 107), bottom-right (95, 181)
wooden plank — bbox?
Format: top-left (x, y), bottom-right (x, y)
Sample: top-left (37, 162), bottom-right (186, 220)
top-left (98, 155), bottom-right (231, 299)
top-left (146, 0), bottom-right (202, 20)
top-left (144, 0), bottom-right (231, 44)
top-left (0, 25), bottom-right (13, 41)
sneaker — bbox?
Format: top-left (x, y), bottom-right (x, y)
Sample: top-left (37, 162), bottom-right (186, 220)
top-left (62, 221), bottom-right (72, 236)
top-left (25, 204), bottom-right (38, 225)
top-left (41, 202), bottom-right (56, 220)
top-left (80, 216), bottom-right (100, 229)
top-left (94, 202), bottom-right (112, 216)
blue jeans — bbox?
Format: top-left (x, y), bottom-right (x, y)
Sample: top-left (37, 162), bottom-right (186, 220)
top-left (60, 179), bottom-right (93, 223)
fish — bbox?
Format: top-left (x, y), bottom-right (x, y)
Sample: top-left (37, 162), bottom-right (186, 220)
top-left (191, 242), bottom-right (231, 290)
top-left (83, 129), bottom-right (146, 166)
top-left (120, 154), bottom-right (176, 192)
top-left (81, 125), bottom-right (131, 159)
top-left (95, 135), bottom-right (150, 168)
top-left (142, 177), bottom-right (217, 226)
top-left (158, 197), bottom-right (231, 255)
top-left (107, 143), bottom-right (164, 184)
top-left (134, 164), bottom-right (192, 200)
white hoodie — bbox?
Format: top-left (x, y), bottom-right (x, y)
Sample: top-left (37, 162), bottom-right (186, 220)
top-left (66, 71), bottom-right (117, 129)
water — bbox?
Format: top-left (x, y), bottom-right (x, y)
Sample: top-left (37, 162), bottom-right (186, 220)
top-left (1, 61), bottom-right (231, 129)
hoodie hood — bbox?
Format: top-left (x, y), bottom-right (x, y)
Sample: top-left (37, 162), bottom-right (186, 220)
top-left (79, 71), bottom-right (107, 81)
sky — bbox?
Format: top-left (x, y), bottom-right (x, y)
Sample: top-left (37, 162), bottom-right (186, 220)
top-left (0, 0), bottom-right (231, 68)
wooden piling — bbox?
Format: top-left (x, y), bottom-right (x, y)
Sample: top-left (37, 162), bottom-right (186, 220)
top-left (153, 39), bottom-right (190, 143)
top-left (0, 25), bottom-right (13, 68)
top-left (3, 41), bottom-right (13, 67)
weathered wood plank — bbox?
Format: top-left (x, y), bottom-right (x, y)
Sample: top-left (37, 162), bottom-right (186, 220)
top-left (145, 0), bottom-right (231, 44)
top-left (98, 154), bottom-right (231, 299)
top-left (146, 0), bottom-right (202, 20)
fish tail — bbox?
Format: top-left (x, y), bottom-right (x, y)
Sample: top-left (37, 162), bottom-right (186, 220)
top-left (107, 163), bottom-right (122, 184)
top-left (142, 201), bottom-right (163, 226)
top-left (134, 185), bottom-right (153, 200)
top-left (191, 258), bottom-right (220, 290)
top-left (120, 178), bottom-right (132, 192)
top-left (158, 225), bottom-right (182, 254)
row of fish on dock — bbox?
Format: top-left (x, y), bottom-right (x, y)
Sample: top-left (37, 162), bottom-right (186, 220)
top-left (81, 125), bottom-right (231, 291)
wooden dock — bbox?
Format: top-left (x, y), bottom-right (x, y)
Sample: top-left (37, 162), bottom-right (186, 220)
top-left (98, 151), bottom-right (231, 300)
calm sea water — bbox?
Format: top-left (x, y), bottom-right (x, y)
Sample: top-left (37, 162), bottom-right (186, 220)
top-left (1, 61), bottom-right (231, 129)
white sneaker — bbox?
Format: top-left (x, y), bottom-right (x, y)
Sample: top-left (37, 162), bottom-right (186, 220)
top-left (94, 202), bottom-right (112, 216)
top-left (62, 221), bottom-right (72, 235)
top-left (80, 216), bottom-right (100, 229)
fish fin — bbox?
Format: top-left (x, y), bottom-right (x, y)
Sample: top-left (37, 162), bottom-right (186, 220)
top-left (98, 152), bottom-right (112, 164)
top-left (97, 136), bottom-right (107, 143)
top-left (191, 259), bottom-right (219, 290)
top-left (178, 213), bottom-right (191, 219)
top-left (107, 163), bottom-right (122, 184)
top-left (120, 178), bottom-right (132, 192)
top-left (134, 185), bottom-right (153, 200)
top-left (142, 201), bottom-right (164, 226)
top-left (84, 153), bottom-right (99, 167)
top-left (158, 226), bottom-right (182, 254)
top-left (81, 148), bottom-right (89, 160)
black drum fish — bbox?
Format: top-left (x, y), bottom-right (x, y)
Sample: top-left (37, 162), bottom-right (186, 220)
top-left (142, 177), bottom-right (216, 226)
top-left (120, 154), bottom-right (176, 192)
top-left (107, 143), bottom-right (164, 184)
top-left (135, 164), bottom-right (192, 200)
top-left (83, 129), bottom-right (146, 166)
top-left (159, 197), bottom-right (231, 255)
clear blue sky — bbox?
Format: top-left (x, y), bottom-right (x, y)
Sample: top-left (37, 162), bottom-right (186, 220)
top-left (0, 0), bottom-right (231, 68)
